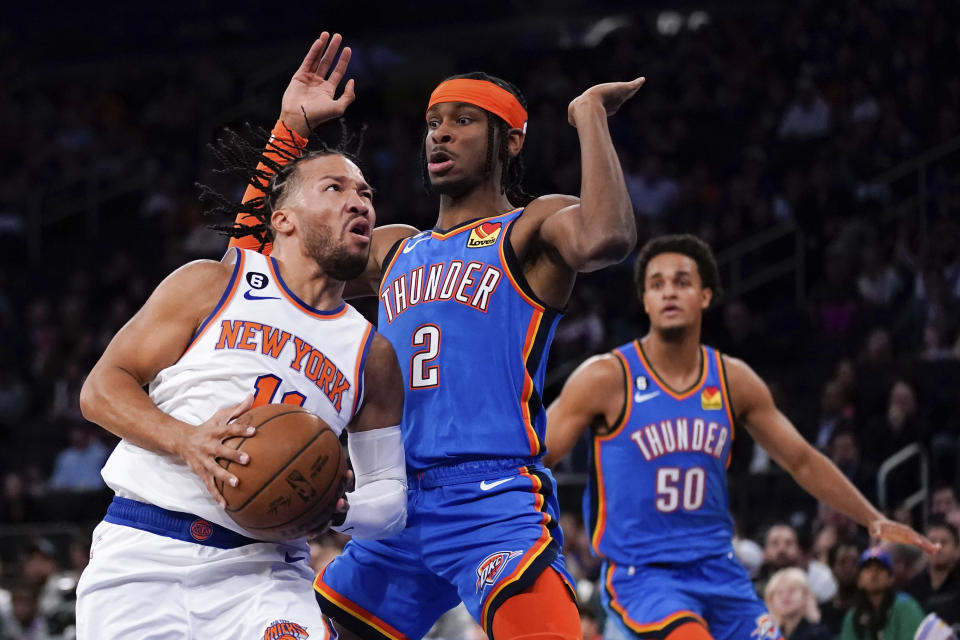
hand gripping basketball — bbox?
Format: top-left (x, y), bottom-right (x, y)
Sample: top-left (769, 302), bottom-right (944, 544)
top-left (174, 395), bottom-right (256, 508)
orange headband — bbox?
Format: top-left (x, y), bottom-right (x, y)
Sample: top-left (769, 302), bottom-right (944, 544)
top-left (427, 79), bottom-right (528, 133)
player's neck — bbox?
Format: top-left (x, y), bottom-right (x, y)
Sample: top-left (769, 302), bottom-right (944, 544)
top-left (270, 246), bottom-right (346, 310)
top-left (435, 183), bottom-right (515, 231)
top-left (641, 329), bottom-right (702, 383)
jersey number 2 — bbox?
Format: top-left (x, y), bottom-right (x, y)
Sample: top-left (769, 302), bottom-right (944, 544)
top-left (655, 467), bottom-right (705, 512)
top-left (410, 324), bottom-right (440, 389)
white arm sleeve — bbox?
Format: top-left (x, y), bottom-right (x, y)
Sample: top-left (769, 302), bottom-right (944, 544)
top-left (330, 425), bottom-right (407, 539)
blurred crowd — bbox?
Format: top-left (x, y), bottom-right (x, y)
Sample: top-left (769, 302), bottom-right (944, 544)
top-left (2, 0), bottom-right (960, 638)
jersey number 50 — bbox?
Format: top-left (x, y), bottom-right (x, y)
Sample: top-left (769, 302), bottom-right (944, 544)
top-left (655, 467), bottom-right (705, 512)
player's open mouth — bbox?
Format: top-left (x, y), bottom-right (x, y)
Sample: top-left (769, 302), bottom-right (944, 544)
top-left (348, 218), bottom-right (371, 241)
top-left (427, 149), bottom-right (454, 174)
top-left (662, 305), bottom-right (681, 315)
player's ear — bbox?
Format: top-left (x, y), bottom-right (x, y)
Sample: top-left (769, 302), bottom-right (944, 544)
top-left (506, 128), bottom-right (525, 157)
top-left (271, 208), bottom-right (294, 236)
top-left (701, 287), bottom-right (713, 310)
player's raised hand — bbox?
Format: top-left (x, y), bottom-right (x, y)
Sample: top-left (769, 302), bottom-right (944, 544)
top-left (280, 32), bottom-right (356, 137)
top-left (870, 518), bottom-right (941, 555)
top-left (567, 77), bottom-right (645, 127)
top-left (175, 394), bottom-right (256, 508)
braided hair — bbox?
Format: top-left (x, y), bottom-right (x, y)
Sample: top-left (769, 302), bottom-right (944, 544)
top-left (420, 72), bottom-right (532, 206)
top-left (199, 121), bottom-right (364, 251)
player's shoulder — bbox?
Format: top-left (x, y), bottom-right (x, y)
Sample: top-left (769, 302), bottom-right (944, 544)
top-left (568, 352), bottom-right (624, 389)
top-left (715, 352), bottom-right (759, 386)
top-left (162, 259), bottom-right (235, 295)
top-left (515, 193), bottom-right (580, 228)
top-left (373, 224), bottom-right (419, 256)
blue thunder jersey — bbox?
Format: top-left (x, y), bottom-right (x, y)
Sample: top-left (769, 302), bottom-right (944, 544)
top-left (585, 341), bottom-right (737, 565)
top-left (378, 208), bottom-right (561, 471)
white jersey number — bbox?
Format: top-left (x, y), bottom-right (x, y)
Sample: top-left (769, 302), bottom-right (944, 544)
top-left (410, 324), bottom-right (441, 389)
top-left (655, 467), bottom-right (705, 513)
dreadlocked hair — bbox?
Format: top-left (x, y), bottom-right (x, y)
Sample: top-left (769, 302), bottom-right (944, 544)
top-left (420, 71), bottom-right (532, 206)
top-left (198, 120), bottom-right (365, 251)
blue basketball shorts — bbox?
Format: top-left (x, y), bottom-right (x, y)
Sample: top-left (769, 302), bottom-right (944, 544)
top-left (314, 458), bottom-right (576, 640)
top-left (601, 552), bottom-right (782, 640)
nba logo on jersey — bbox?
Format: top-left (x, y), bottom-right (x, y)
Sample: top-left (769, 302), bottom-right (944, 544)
top-left (475, 550), bottom-right (522, 592)
top-left (466, 222), bottom-right (502, 248)
top-left (262, 619), bottom-right (309, 640)
top-left (701, 386), bottom-right (722, 410)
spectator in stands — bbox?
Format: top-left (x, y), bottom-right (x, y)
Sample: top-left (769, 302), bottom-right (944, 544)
top-left (0, 581), bottom-right (50, 640)
top-left (820, 541), bottom-right (863, 636)
top-left (20, 539), bottom-right (58, 589)
top-left (931, 486), bottom-right (959, 518)
top-left (624, 154), bottom-right (678, 221)
top-left (906, 518), bottom-right (960, 628)
top-left (862, 379), bottom-right (925, 465)
top-left (765, 567), bottom-right (832, 640)
top-left (888, 542), bottom-right (926, 590)
top-left (0, 368), bottom-right (28, 425)
top-left (842, 548), bottom-right (925, 640)
top-left (0, 471), bottom-right (41, 524)
top-left (47, 422), bottom-right (107, 492)
top-left (904, 268), bottom-right (960, 353)
top-left (778, 76), bottom-right (832, 141)
top-left (815, 381), bottom-right (854, 449)
top-left (856, 243), bottom-right (903, 311)
top-left (827, 428), bottom-right (877, 502)
top-left (759, 524), bottom-right (837, 604)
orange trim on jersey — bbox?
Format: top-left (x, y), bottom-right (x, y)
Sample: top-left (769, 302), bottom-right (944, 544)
top-left (715, 350), bottom-right (736, 469)
top-left (589, 350), bottom-right (632, 555)
top-left (519, 310), bottom-right (544, 456)
top-left (184, 249), bottom-right (245, 353)
top-left (590, 438), bottom-right (608, 553)
top-left (634, 341), bottom-right (709, 400)
top-left (266, 258), bottom-right (349, 320)
top-left (599, 350), bottom-right (634, 442)
top-left (497, 218), bottom-right (544, 311)
top-left (479, 468), bottom-right (554, 635)
top-left (314, 566), bottom-right (409, 640)
top-left (379, 236), bottom-right (410, 290)
top-left (351, 323), bottom-right (375, 416)
top-left (431, 209), bottom-right (521, 240)
top-left (605, 562), bottom-right (707, 633)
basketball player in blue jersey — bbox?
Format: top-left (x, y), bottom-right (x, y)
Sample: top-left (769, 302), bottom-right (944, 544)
top-left (543, 235), bottom-right (939, 640)
top-left (230, 35), bottom-right (644, 640)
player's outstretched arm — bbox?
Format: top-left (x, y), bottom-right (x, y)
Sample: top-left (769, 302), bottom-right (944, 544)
top-left (328, 333), bottom-right (408, 539)
top-left (230, 32), bottom-right (357, 252)
top-left (79, 261), bottom-right (255, 506)
top-left (532, 78), bottom-right (644, 273)
top-left (544, 354), bottom-right (625, 467)
top-left (725, 355), bottom-right (940, 555)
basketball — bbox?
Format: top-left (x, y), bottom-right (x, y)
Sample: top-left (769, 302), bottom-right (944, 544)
top-left (218, 404), bottom-right (346, 541)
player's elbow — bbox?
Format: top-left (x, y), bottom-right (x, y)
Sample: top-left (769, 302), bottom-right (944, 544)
top-left (78, 373), bottom-right (102, 423)
top-left (571, 229), bottom-right (636, 272)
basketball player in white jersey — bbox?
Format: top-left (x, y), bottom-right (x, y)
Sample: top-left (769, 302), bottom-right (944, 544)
top-left (75, 35), bottom-right (407, 639)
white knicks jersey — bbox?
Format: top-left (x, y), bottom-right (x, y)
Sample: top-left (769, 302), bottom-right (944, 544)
top-left (101, 247), bottom-right (375, 537)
